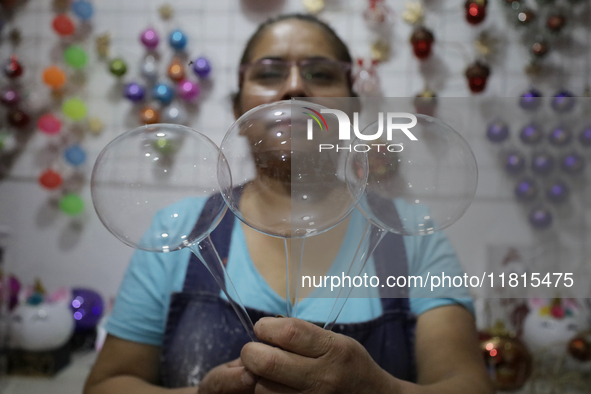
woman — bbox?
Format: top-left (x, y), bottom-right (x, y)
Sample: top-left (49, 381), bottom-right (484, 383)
top-left (84, 14), bottom-right (494, 394)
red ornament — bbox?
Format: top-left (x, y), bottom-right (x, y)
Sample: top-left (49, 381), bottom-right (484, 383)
top-left (465, 62), bottom-right (490, 93)
top-left (52, 14), bottom-right (75, 36)
top-left (39, 169), bottom-right (63, 190)
top-left (568, 336), bottom-right (591, 362)
top-left (480, 334), bottom-right (533, 391)
top-left (531, 40), bottom-right (549, 59)
top-left (4, 55), bottom-right (23, 79)
top-left (37, 114), bottom-right (62, 135)
top-left (410, 27), bottom-right (434, 60)
top-left (465, 0), bottom-right (487, 25)
top-left (7, 109), bottom-right (30, 129)
top-left (546, 14), bottom-right (566, 33)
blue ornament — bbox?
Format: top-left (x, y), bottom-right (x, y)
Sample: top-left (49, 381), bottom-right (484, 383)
top-left (152, 83), bottom-right (175, 105)
top-left (548, 126), bottom-right (572, 147)
top-left (192, 57), bottom-right (211, 78)
top-left (545, 180), bottom-right (569, 204)
top-left (514, 177), bottom-right (538, 201)
top-left (531, 151), bottom-right (555, 176)
top-left (551, 90), bottom-right (575, 113)
top-left (71, 0), bottom-right (94, 21)
top-left (519, 123), bottom-right (543, 145)
top-left (505, 151), bottom-right (526, 175)
top-left (560, 152), bottom-right (585, 175)
top-left (486, 120), bottom-right (509, 143)
top-left (124, 82), bottom-right (146, 103)
top-left (169, 29), bottom-right (187, 50)
top-left (528, 206), bottom-right (552, 230)
top-left (64, 145), bottom-right (87, 166)
top-left (519, 89), bottom-right (542, 111)
top-left (578, 125), bottom-right (591, 148)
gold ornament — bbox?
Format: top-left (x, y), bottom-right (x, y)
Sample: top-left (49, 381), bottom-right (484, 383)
top-left (475, 31), bottom-right (497, 58)
top-left (402, 2), bottom-right (424, 25)
top-left (96, 33), bottom-right (111, 58)
top-left (52, 0), bottom-right (69, 12)
top-left (371, 40), bottom-right (391, 62)
top-left (159, 4), bottom-right (174, 20)
top-left (88, 117), bottom-right (104, 136)
top-left (524, 62), bottom-right (543, 77)
top-left (303, 0), bottom-right (325, 14)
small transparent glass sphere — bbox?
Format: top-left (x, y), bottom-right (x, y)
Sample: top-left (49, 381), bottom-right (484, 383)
top-left (356, 113), bottom-right (478, 236)
top-left (218, 100), bottom-right (368, 238)
top-left (91, 124), bottom-right (230, 252)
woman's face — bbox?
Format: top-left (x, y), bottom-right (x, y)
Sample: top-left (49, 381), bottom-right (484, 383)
top-left (234, 19), bottom-right (351, 118)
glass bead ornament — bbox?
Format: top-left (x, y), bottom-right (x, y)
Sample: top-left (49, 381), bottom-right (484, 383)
top-left (43, 66), bottom-right (67, 90)
top-left (530, 39), bottom-right (549, 59)
top-left (545, 179), bottom-right (569, 204)
top-left (560, 152), bottom-right (585, 175)
top-left (505, 150), bottom-right (526, 175)
top-left (465, 0), bottom-right (487, 25)
top-left (59, 193), bottom-right (84, 216)
top-left (140, 27), bottom-right (159, 50)
top-left (160, 104), bottom-right (188, 125)
top-left (138, 106), bottom-right (159, 124)
top-left (62, 98), bottom-right (87, 121)
top-left (109, 58), bottom-right (127, 77)
top-left (486, 120), bottom-right (509, 143)
top-left (546, 13), bottom-right (566, 34)
top-left (64, 45), bottom-right (88, 69)
top-left (152, 83), bottom-right (175, 105)
top-left (528, 205), bottom-right (552, 229)
top-left (71, 0), bottom-right (94, 21)
top-left (52, 14), bottom-right (75, 36)
top-left (514, 177), bottom-right (538, 201)
top-left (465, 61), bottom-right (490, 93)
top-left (578, 125), bottom-right (591, 148)
top-left (0, 88), bottom-right (19, 107)
top-left (178, 80), bottom-right (200, 102)
top-left (410, 26), bottom-right (434, 60)
top-left (140, 55), bottom-right (159, 81)
top-left (551, 90), bottom-right (575, 113)
top-left (519, 123), bottom-right (543, 145)
top-left (531, 151), bottom-right (555, 176)
top-left (548, 126), bottom-right (572, 147)
top-left (7, 109), bottom-right (30, 129)
top-left (516, 8), bottom-right (536, 27)
top-left (124, 82), bottom-right (146, 103)
top-left (192, 57), bottom-right (211, 78)
top-left (39, 169), bottom-right (63, 189)
top-left (519, 89), bottom-right (542, 111)
top-left (64, 145), bottom-right (87, 166)
top-left (168, 29), bottom-right (187, 51)
top-left (4, 55), bottom-right (23, 79)
top-left (37, 114), bottom-right (62, 135)
top-left (167, 57), bottom-right (185, 82)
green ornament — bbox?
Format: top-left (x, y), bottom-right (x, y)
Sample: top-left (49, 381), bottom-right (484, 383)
top-left (64, 45), bottom-right (88, 69)
top-left (62, 98), bottom-right (87, 121)
top-left (152, 137), bottom-right (176, 155)
top-left (109, 58), bottom-right (127, 77)
top-left (59, 193), bottom-right (84, 216)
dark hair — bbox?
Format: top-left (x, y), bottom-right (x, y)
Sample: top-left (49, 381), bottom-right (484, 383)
top-left (233, 13), bottom-right (354, 108)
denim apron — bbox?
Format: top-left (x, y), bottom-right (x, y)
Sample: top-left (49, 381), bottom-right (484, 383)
top-left (160, 195), bottom-right (417, 388)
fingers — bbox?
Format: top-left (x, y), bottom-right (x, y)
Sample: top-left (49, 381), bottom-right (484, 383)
top-left (199, 362), bottom-right (258, 394)
top-left (254, 317), bottom-right (335, 358)
top-left (241, 342), bottom-right (314, 390)
top-left (254, 378), bottom-right (300, 394)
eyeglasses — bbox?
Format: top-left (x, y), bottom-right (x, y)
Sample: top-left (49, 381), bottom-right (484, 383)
top-left (239, 58), bottom-right (352, 93)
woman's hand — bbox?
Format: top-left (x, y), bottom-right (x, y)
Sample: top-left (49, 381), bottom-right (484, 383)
top-left (240, 317), bottom-right (398, 394)
top-left (199, 358), bottom-right (258, 394)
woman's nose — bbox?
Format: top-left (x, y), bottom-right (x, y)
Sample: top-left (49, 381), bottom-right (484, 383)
top-left (278, 65), bottom-right (308, 100)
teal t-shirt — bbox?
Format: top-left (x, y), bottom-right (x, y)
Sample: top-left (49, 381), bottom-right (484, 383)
top-left (106, 197), bottom-right (474, 346)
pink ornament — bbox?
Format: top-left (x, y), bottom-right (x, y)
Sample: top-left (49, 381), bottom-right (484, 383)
top-left (178, 79), bottom-right (200, 101)
top-left (140, 28), bottom-right (159, 49)
top-left (37, 114), bottom-right (62, 135)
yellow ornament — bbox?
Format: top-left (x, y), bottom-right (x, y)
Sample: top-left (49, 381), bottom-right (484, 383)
top-left (402, 2), bottom-right (424, 25)
top-left (88, 117), bottom-right (104, 135)
top-left (303, 0), bottom-right (325, 14)
top-left (475, 31), bottom-right (498, 58)
top-left (371, 40), bottom-right (391, 62)
top-left (96, 33), bottom-right (111, 58)
top-left (539, 305), bottom-right (551, 317)
top-left (159, 4), bottom-right (174, 20)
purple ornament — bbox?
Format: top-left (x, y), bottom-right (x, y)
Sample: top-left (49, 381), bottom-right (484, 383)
top-left (528, 206), bottom-right (553, 229)
top-left (560, 152), bottom-right (585, 175)
top-left (519, 123), bottom-right (543, 145)
top-left (192, 57), bottom-right (211, 78)
top-left (124, 82), bottom-right (146, 103)
top-left (0, 87), bottom-right (20, 107)
top-left (140, 28), bottom-right (159, 50)
top-left (178, 79), bottom-right (200, 101)
top-left (71, 288), bottom-right (104, 331)
top-left (545, 180), bottom-right (569, 204)
top-left (578, 125), bottom-right (591, 148)
top-left (551, 90), bottom-right (575, 113)
top-left (505, 151), bottom-right (526, 175)
top-left (519, 89), bottom-right (542, 111)
top-left (531, 151), bottom-right (555, 176)
top-left (486, 120), bottom-right (509, 143)
top-left (514, 177), bottom-right (538, 201)
top-left (548, 126), bottom-right (572, 147)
